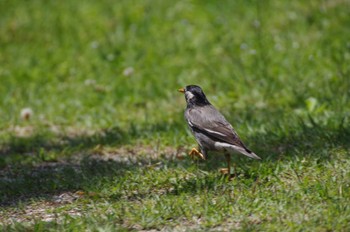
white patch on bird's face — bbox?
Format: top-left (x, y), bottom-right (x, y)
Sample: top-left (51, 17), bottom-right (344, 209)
top-left (185, 91), bottom-right (195, 101)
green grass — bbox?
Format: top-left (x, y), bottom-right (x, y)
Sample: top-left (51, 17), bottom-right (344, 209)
top-left (1, 0), bottom-right (350, 230)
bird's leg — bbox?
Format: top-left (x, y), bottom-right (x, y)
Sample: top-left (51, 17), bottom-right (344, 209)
top-left (220, 153), bottom-right (232, 177)
top-left (233, 162), bottom-right (237, 178)
top-left (188, 147), bottom-right (206, 160)
top-left (226, 153), bottom-right (231, 175)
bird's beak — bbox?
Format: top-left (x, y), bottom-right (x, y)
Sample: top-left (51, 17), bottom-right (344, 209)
top-left (178, 88), bottom-right (185, 93)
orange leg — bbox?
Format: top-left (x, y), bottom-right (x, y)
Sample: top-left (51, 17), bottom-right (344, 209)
top-left (220, 153), bottom-right (231, 175)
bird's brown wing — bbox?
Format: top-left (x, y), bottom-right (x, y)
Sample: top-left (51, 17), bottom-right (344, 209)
top-left (185, 105), bottom-right (250, 151)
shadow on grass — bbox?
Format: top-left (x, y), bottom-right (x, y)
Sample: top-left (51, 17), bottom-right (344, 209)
top-left (0, 123), bottom-right (180, 207)
top-left (1, 119), bottom-right (350, 207)
top-left (0, 126), bottom-right (130, 157)
top-left (0, 117), bottom-right (185, 155)
top-left (249, 118), bottom-right (350, 162)
top-left (0, 157), bottom-right (135, 207)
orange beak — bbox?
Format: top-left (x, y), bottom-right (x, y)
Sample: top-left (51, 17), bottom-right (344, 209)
top-left (178, 88), bottom-right (185, 93)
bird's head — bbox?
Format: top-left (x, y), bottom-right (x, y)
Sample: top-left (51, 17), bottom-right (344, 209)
top-left (178, 85), bottom-right (210, 107)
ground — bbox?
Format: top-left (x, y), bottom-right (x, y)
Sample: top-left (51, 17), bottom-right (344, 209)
top-left (1, 0), bottom-right (350, 231)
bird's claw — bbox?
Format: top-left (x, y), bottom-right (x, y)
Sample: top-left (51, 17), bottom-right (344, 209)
top-left (219, 168), bottom-right (236, 180)
top-left (189, 148), bottom-right (206, 160)
top-left (219, 168), bottom-right (230, 175)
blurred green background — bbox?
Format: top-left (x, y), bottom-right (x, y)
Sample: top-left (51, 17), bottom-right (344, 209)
top-left (1, 0), bottom-right (349, 138)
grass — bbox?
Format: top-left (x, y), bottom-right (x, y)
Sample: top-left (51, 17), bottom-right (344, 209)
top-left (1, 0), bottom-right (350, 230)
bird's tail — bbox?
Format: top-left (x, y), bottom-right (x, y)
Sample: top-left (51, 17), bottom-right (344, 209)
top-left (241, 149), bottom-right (261, 160)
top-left (217, 142), bottom-right (261, 160)
top-left (231, 145), bottom-right (261, 160)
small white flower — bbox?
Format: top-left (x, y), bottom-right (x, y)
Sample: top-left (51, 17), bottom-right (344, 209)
top-left (274, 43), bottom-right (283, 51)
top-left (240, 43), bottom-right (248, 50)
top-left (107, 54), bottom-right (115, 61)
top-left (253, 20), bottom-right (260, 28)
top-left (249, 49), bottom-right (257, 55)
top-left (123, 67), bottom-right (134, 77)
top-left (20, 108), bottom-right (33, 120)
top-left (292, 41), bottom-right (299, 49)
top-left (84, 79), bottom-right (96, 86)
top-left (90, 41), bottom-right (99, 49)
top-left (288, 11), bottom-right (297, 20)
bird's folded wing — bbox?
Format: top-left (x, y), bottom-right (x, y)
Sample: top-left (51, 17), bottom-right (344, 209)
top-left (186, 107), bottom-right (250, 151)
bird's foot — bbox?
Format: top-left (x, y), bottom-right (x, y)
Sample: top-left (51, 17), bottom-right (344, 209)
top-left (189, 148), bottom-right (206, 160)
top-left (219, 168), bottom-right (230, 175)
top-left (219, 168), bottom-right (235, 180)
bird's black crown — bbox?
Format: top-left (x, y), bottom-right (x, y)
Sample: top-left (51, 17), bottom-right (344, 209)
top-left (184, 85), bottom-right (210, 107)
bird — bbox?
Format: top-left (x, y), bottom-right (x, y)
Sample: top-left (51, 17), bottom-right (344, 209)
top-left (178, 85), bottom-right (261, 176)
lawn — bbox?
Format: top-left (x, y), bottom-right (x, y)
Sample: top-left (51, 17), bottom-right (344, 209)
top-left (1, 0), bottom-right (350, 231)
